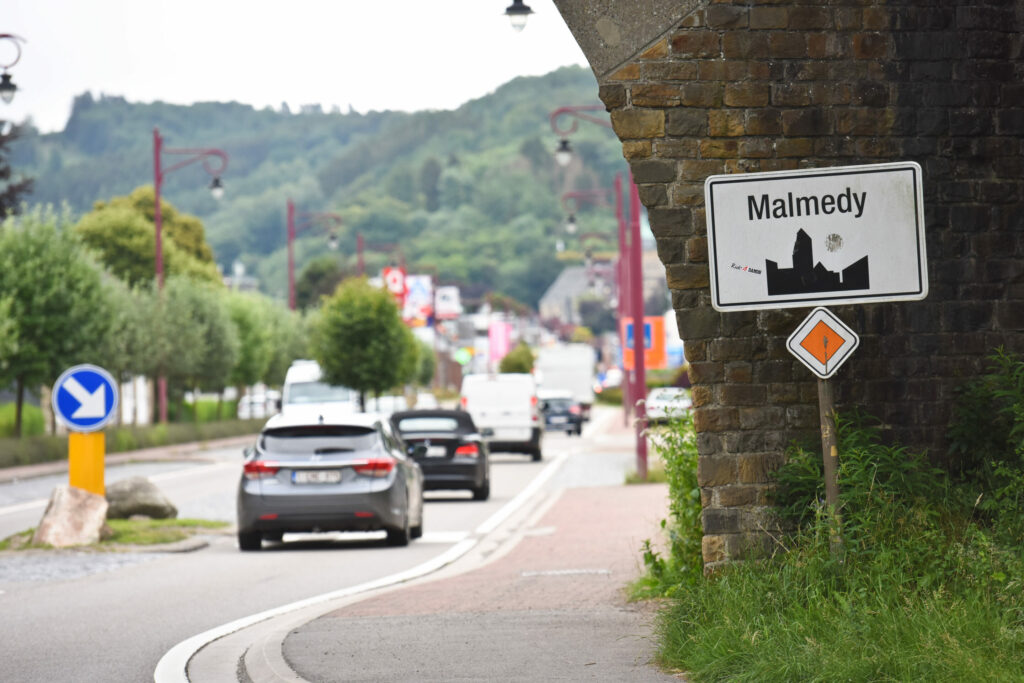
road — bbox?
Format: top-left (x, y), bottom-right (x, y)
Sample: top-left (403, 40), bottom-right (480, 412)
top-left (0, 411), bottom-right (635, 683)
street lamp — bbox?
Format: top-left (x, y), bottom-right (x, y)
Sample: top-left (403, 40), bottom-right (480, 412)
top-left (549, 105), bottom-right (649, 479)
top-left (152, 126), bottom-right (228, 423)
top-left (554, 139), bottom-right (573, 167)
top-left (287, 198), bottom-right (343, 311)
top-left (0, 34), bottom-right (26, 104)
top-left (564, 213), bottom-right (577, 234)
top-left (504, 0), bottom-right (534, 32)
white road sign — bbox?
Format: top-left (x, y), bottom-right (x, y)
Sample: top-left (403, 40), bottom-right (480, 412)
top-left (704, 162), bottom-right (927, 312)
top-left (786, 307), bottom-right (860, 379)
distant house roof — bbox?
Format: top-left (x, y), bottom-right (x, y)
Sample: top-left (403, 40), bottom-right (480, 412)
top-left (539, 266), bottom-right (590, 321)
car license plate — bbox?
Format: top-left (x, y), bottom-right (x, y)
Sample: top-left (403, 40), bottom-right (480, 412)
top-left (550, 416), bottom-right (568, 424)
top-left (293, 470), bottom-right (342, 484)
top-left (426, 446), bottom-right (448, 457)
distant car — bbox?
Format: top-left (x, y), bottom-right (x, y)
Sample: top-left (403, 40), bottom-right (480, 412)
top-left (414, 392), bottom-right (439, 409)
top-left (644, 387), bottom-right (692, 424)
top-left (237, 393), bottom-right (268, 420)
top-left (460, 373), bottom-right (543, 461)
top-left (391, 409), bottom-right (491, 500)
top-left (281, 360), bottom-right (359, 420)
top-left (236, 411), bottom-right (424, 550)
top-left (539, 391), bottom-right (583, 436)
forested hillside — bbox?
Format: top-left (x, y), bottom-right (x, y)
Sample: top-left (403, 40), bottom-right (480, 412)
top-left (11, 66), bottom-right (628, 307)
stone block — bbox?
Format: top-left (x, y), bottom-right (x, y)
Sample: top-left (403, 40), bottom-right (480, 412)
top-left (671, 31), bottom-right (720, 58)
top-left (781, 108), bottom-right (831, 136)
top-left (621, 140), bottom-right (652, 160)
top-left (686, 236), bottom-right (707, 262)
top-left (665, 263), bottom-right (710, 289)
top-left (738, 453), bottom-right (783, 485)
top-left (697, 455), bottom-right (736, 487)
top-left (789, 6), bottom-right (832, 30)
top-left (769, 32), bottom-right (807, 59)
top-left (708, 110), bottom-right (745, 137)
top-left (630, 159), bottom-right (677, 183)
top-left (706, 4), bottom-right (747, 29)
top-left (717, 485), bottom-right (759, 508)
top-left (598, 84), bottom-right (626, 109)
top-left (702, 534), bottom-right (726, 563)
top-left (852, 32), bottom-right (889, 59)
top-left (676, 307), bottom-right (721, 339)
top-left (33, 485), bottom-right (109, 548)
top-left (699, 139), bottom-right (739, 158)
top-left (724, 83), bottom-right (770, 107)
top-left (702, 507), bottom-right (741, 534)
top-left (749, 7), bottom-right (787, 30)
top-left (720, 384), bottom-right (767, 406)
top-left (106, 476), bottom-right (178, 519)
top-left (693, 406), bottom-right (739, 432)
top-left (610, 109), bottom-right (665, 138)
top-left (631, 84), bottom-right (683, 107)
top-left (666, 108), bottom-right (708, 136)
top-left (639, 38), bottom-right (669, 60)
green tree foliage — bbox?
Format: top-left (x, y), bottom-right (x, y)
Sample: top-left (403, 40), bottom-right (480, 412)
top-left (12, 66), bottom-right (613, 310)
top-left (416, 340), bottom-right (436, 387)
top-left (225, 291), bottom-right (273, 395)
top-left (0, 296), bottom-right (20, 375)
top-left (0, 207), bottom-right (111, 435)
top-left (295, 255), bottom-right (348, 310)
top-left (264, 306), bottom-right (309, 387)
top-left (0, 124), bottom-right (34, 215)
top-left (499, 342), bottom-right (534, 374)
top-left (310, 278), bottom-right (414, 409)
top-left (75, 186), bottom-right (221, 287)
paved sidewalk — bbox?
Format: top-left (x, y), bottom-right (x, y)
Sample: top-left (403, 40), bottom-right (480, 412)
top-left (281, 480), bottom-right (679, 682)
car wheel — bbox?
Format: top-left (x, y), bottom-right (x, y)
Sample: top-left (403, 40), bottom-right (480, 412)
top-left (263, 531), bottom-right (283, 543)
top-left (238, 531), bottom-right (262, 551)
top-left (472, 480), bottom-right (490, 501)
top-left (531, 447), bottom-right (543, 462)
top-left (386, 513), bottom-right (411, 547)
top-left (410, 506), bottom-right (423, 539)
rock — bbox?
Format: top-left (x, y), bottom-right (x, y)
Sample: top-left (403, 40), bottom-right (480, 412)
top-left (32, 486), bottom-right (109, 548)
top-left (105, 476), bottom-right (178, 520)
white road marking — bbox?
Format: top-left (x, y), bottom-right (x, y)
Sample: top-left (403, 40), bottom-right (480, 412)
top-left (520, 568), bottom-right (611, 577)
top-left (153, 451), bottom-right (570, 683)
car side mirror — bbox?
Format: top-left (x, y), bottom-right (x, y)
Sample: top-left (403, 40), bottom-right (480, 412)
top-left (481, 428), bottom-right (495, 438)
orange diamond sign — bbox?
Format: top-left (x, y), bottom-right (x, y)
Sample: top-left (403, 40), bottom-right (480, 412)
top-left (787, 307), bottom-right (859, 379)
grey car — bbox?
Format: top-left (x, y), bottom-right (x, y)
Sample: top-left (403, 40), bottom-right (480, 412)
top-left (236, 412), bottom-right (424, 550)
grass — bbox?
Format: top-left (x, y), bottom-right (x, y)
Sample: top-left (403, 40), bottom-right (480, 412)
top-left (0, 518), bottom-right (229, 550)
top-left (625, 463), bottom-right (668, 484)
top-left (0, 402), bottom-right (45, 437)
top-left (104, 518), bottom-right (228, 545)
top-left (638, 406), bottom-right (1024, 681)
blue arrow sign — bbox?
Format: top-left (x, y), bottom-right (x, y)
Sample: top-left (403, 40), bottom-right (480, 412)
top-left (52, 364), bottom-right (119, 432)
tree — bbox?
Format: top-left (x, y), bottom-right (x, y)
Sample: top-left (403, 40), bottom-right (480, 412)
top-left (419, 157), bottom-right (442, 212)
top-left (0, 124), bottom-right (34, 215)
top-left (74, 185), bottom-right (221, 287)
top-left (0, 207), bottom-right (112, 436)
top-left (263, 305), bottom-right (309, 387)
top-left (310, 278), bottom-right (415, 410)
top-left (295, 256), bottom-right (348, 310)
top-left (226, 291), bottom-right (273, 401)
top-left (416, 340), bottom-right (436, 387)
top-left (499, 342), bottom-right (534, 374)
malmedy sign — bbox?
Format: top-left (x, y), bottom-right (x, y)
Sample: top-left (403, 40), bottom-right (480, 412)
top-left (703, 162), bottom-right (928, 312)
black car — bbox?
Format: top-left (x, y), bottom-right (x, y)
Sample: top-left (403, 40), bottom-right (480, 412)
top-left (390, 409), bottom-right (491, 500)
top-left (540, 395), bottom-right (584, 436)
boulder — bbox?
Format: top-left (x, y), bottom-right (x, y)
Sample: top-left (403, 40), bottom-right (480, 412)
top-left (105, 476), bottom-right (178, 520)
top-left (32, 485), bottom-right (109, 548)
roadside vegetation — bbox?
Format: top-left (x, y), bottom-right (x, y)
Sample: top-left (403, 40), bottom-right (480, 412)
top-left (0, 518), bottom-right (229, 550)
top-left (634, 350), bottom-right (1024, 681)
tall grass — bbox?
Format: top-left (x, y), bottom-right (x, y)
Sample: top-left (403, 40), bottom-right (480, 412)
top-left (0, 403), bottom-right (45, 437)
top-left (646, 353), bottom-right (1024, 680)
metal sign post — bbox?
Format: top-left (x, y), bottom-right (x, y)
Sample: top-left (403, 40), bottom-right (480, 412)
top-left (787, 308), bottom-right (859, 542)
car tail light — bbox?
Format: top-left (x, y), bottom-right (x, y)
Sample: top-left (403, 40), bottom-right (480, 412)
top-left (243, 460), bottom-right (280, 480)
top-left (570, 405), bottom-right (582, 415)
top-left (460, 396), bottom-right (468, 409)
top-left (353, 458), bottom-right (396, 478)
top-left (530, 395), bottom-right (538, 406)
top-left (455, 444), bottom-right (479, 457)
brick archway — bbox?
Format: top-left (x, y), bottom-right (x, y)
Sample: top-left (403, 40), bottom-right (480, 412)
top-left (554, 0), bottom-right (1024, 567)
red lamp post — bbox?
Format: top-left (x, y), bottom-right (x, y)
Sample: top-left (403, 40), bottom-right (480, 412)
top-left (286, 198), bottom-right (342, 311)
top-left (550, 106), bottom-right (649, 479)
top-left (152, 126), bottom-right (228, 423)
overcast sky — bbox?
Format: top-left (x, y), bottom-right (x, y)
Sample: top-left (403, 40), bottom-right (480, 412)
top-left (3, 0), bottom-right (589, 133)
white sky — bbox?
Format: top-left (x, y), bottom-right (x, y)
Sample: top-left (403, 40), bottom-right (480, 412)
top-left (2, 0), bottom-right (590, 133)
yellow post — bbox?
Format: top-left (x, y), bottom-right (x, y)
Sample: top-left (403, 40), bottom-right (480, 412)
top-left (69, 431), bottom-right (105, 496)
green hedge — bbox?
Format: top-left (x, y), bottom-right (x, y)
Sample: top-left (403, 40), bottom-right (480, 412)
top-left (0, 419), bottom-right (262, 470)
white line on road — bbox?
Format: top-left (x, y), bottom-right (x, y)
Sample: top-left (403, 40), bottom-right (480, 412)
top-left (153, 450), bottom-right (570, 683)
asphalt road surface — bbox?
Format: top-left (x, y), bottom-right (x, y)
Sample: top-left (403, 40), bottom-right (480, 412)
top-left (0, 416), bottom-right (634, 683)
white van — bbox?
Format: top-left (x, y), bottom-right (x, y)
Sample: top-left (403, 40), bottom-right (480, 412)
top-left (459, 373), bottom-right (543, 460)
top-left (281, 360), bottom-right (359, 419)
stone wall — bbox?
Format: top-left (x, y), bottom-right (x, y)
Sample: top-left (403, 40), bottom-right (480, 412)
top-left (555, 0), bottom-right (1024, 567)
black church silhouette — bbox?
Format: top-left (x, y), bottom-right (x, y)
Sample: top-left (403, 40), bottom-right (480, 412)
top-left (765, 229), bottom-right (869, 295)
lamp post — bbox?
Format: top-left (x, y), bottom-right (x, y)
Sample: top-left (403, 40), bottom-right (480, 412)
top-left (286, 198), bottom-right (342, 311)
top-left (0, 34), bottom-right (25, 104)
top-left (152, 126), bottom-right (228, 423)
top-left (550, 106), bottom-right (649, 479)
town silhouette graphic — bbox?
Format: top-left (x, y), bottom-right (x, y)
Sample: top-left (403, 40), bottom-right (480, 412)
top-left (765, 229), bottom-right (869, 295)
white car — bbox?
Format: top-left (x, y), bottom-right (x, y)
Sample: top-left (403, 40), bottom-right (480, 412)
top-left (644, 387), bottom-right (692, 423)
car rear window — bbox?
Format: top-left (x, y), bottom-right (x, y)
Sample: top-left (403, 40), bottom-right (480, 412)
top-left (285, 381), bottom-right (355, 405)
top-left (544, 399), bottom-right (574, 410)
top-left (396, 416), bottom-right (461, 433)
top-left (260, 425), bottom-right (377, 454)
